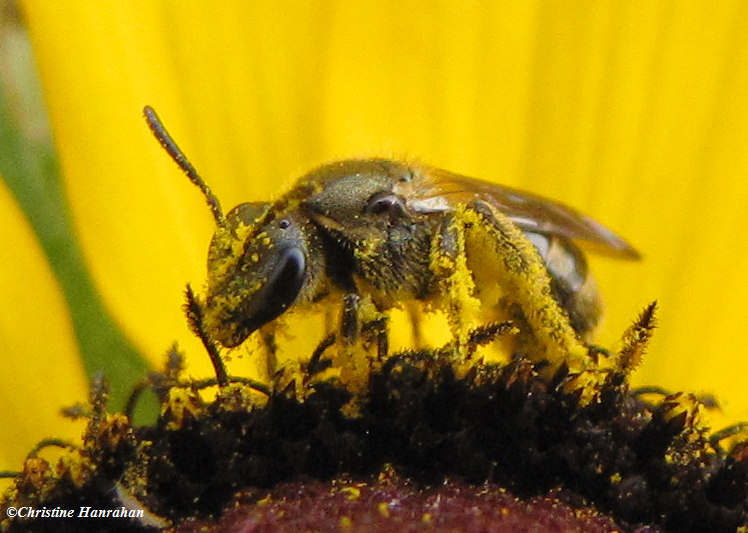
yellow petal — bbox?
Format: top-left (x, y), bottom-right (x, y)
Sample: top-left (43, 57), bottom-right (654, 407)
top-left (0, 178), bottom-right (86, 476)
top-left (22, 2), bottom-right (257, 378)
top-left (21, 1), bottom-right (748, 422)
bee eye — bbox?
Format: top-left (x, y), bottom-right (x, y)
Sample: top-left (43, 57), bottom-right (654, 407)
top-left (279, 219), bottom-right (291, 229)
top-left (366, 192), bottom-right (406, 217)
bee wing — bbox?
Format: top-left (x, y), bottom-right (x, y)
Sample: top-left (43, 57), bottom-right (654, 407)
top-left (397, 167), bottom-right (640, 259)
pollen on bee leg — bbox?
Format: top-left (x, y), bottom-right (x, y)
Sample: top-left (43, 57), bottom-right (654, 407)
top-left (330, 294), bottom-right (381, 402)
top-left (428, 212), bottom-right (481, 353)
top-left (461, 201), bottom-right (589, 372)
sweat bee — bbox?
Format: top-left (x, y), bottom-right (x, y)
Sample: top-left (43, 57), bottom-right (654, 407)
top-left (144, 107), bottom-right (639, 368)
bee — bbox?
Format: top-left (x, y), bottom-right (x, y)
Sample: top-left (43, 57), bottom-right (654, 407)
top-left (144, 107), bottom-right (639, 367)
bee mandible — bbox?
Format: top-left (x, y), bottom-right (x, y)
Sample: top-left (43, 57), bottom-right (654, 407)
top-left (144, 106), bottom-right (639, 368)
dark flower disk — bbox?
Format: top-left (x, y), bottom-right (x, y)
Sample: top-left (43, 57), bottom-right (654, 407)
top-left (1, 305), bottom-right (747, 533)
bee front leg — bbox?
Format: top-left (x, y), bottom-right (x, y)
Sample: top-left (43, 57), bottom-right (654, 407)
top-left (340, 293), bottom-right (389, 359)
top-left (259, 325), bottom-right (278, 381)
top-left (340, 293), bottom-right (361, 344)
top-left (334, 292), bottom-right (386, 393)
top-left (461, 200), bottom-right (589, 371)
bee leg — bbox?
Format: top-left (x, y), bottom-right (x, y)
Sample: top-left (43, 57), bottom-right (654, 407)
top-left (465, 321), bottom-right (516, 359)
top-left (429, 213), bottom-right (479, 355)
top-left (376, 321), bottom-right (389, 359)
top-left (337, 292), bottom-right (363, 373)
top-left (461, 200), bottom-right (589, 370)
top-left (305, 332), bottom-right (336, 380)
top-left (340, 293), bottom-right (390, 357)
top-left (362, 316), bottom-right (389, 360)
top-left (332, 292), bottom-right (379, 394)
top-left (405, 301), bottom-right (423, 347)
top-left (259, 325), bottom-right (278, 381)
top-left (340, 293), bottom-right (361, 344)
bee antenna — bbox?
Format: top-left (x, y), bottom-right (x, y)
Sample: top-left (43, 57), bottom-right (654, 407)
top-left (143, 105), bottom-right (225, 226)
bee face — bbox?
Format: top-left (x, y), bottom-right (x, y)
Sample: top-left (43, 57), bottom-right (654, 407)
top-left (203, 206), bottom-right (313, 347)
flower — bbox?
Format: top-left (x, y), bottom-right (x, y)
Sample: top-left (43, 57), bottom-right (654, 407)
top-left (0, 178), bottom-right (87, 473)
top-left (2, 0), bottom-right (748, 487)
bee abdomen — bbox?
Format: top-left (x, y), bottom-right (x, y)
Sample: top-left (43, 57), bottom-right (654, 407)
top-left (524, 232), bottom-right (601, 336)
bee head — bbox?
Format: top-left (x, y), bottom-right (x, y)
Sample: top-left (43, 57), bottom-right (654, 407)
top-left (143, 106), bottom-right (315, 348)
top-left (302, 159), bottom-right (411, 243)
top-left (203, 203), bottom-right (313, 348)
